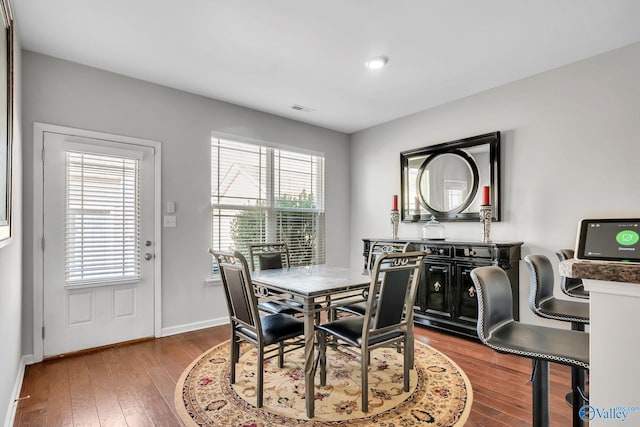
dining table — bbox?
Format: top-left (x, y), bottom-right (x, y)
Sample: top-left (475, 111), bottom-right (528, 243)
top-left (251, 264), bottom-right (371, 418)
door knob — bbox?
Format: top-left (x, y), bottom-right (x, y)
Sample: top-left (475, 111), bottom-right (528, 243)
top-left (144, 253), bottom-right (154, 261)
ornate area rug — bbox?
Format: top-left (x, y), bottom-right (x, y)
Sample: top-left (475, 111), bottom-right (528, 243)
top-left (176, 340), bottom-right (472, 426)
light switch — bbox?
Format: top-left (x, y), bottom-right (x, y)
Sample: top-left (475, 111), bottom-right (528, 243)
top-left (167, 201), bottom-right (176, 214)
top-left (163, 215), bottom-right (177, 228)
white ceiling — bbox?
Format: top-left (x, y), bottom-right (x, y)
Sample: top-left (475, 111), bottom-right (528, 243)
top-left (13, 0), bottom-right (640, 134)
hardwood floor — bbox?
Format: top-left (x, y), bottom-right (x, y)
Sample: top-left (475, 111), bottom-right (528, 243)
top-left (14, 324), bottom-right (575, 426)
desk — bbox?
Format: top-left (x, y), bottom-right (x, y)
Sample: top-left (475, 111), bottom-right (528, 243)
top-left (251, 265), bottom-right (370, 418)
top-left (560, 260), bottom-right (640, 426)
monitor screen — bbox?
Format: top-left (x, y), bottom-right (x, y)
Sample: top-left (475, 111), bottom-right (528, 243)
top-left (575, 219), bottom-right (640, 262)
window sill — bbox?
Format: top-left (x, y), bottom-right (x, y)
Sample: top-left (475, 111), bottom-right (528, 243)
top-left (205, 277), bottom-right (222, 287)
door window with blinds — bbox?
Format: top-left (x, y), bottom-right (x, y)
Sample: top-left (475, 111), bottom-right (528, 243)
top-left (65, 151), bottom-right (140, 284)
top-left (211, 136), bottom-right (325, 273)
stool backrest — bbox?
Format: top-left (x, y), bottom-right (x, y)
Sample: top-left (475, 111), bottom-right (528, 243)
top-left (524, 255), bottom-right (555, 312)
top-left (470, 266), bottom-right (515, 344)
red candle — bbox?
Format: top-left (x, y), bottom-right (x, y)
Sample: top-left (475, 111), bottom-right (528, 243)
top-left (482, 186), bottom-right (490, 205)
top-left (392, 195), bottom-right (398, 211)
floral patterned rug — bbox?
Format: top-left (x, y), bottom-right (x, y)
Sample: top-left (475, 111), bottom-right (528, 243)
top-left (176, 340), bottom-right (472, 426)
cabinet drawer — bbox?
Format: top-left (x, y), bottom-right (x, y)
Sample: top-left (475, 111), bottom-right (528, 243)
top-left (454, 246), bottom-right (493, 260)
top-left (418, 244), bottom-right (452, 257)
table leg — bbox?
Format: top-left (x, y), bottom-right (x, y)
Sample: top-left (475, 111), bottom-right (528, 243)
top-left (304, 299), bottom-right (315, 418)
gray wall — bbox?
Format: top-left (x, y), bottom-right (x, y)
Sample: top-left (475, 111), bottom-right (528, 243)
top-left (1, 31), bottom-right (22, 426)
top-left (21, 51), bottom-right (350, 354)
top-left (350, 42), bottom-right (640, 326)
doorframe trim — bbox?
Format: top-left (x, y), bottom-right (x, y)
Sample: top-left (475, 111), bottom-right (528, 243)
top-left (32, 122), bottom-right (163, 363)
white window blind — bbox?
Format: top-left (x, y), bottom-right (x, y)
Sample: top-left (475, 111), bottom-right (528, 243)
top-left (65, 151), bottom-right (140, 284)
top-left (211, 137), bottom-right (325, 272)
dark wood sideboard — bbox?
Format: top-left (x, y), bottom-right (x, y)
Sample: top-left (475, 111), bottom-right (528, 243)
top-left (363, 238), bottom-right (523, 339)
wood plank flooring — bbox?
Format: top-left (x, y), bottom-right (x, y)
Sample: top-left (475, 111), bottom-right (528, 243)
top-left (14, 324), bottom-right (575, 426)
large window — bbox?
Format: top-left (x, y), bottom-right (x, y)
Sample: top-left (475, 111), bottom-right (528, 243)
top-left (210, 136), bottom-right (325, 273)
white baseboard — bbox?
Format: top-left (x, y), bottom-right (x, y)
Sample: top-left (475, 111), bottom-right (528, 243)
top-left (161, 317), bottom-right (229, 337)
top-left (4, 355), bottom-right (31, 427)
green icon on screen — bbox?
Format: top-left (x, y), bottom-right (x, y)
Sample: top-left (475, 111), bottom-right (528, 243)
top-left (616, 230), bottom-right (639, 246)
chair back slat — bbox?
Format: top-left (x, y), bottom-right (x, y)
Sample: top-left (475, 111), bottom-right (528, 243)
top-left (248, 242), bottom-right (290, 271)
top-left (223, 265), bottom-right (255, 326)
top-left (210, 249), bottom-right (260, 332)
top-left (375, 269), bottom-right (411, 329)
top-left (364, 251), bottom-right (425, 337)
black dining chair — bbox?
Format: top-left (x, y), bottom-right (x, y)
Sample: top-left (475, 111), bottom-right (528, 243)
top-left (471, 266), bottom-right (589, 427)
top-left (338, 241), bottom-right (410, 317)
top-left (555, 249), bottom-right (589, 299)
top-left (316, 251), bottom-right (426, 413)
top-left (209, 249), bottom-right (305, 408)
top-left (249, 242), bottom-right (322, 323)
top-left (248, 242), bottom-right (302, 316)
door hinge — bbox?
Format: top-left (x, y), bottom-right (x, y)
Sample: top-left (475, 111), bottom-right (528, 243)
top-left (42, 326), bottom-right (45, 339)
top-left (42, 146), bottom-right (45, 163)
top-left (41, 236), bottom-right (45, 252)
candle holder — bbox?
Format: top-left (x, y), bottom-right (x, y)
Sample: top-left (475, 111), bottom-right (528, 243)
top-left (480, 204), bottom-right (492, 243)
top-left (390, 209), bottom-right (400, 240)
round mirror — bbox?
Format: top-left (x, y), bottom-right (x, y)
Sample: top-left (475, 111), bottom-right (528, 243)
top-left (416, 150), bottom-right (479, 213)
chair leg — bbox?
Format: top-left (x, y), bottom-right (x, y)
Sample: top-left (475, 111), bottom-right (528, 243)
top-left (572, 368), bottom-right (587, 427)
top-left (362, 346), bottom-right (369, 413)
top-left (257, 346), bottom-right (264, 408)
top-left (278, 342), bottom-right (284, 368)
top-left (230, 331), bottom-right (238, 384)
top-left (404, 339), bottom-right (410, 392)
top-left (570, 321), bottom-right (587, 427)
top-left (531, 359), bottom-right (550, 427)
top-left (318, 331), bottom-right (327, 386)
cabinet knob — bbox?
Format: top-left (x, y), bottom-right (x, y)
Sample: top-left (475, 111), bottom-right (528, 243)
top-left (433, 281), bottom-right (442, 292)
top-left (439, 249), bottom-right (445, 254)
top-left (468, 286), bottom-right (476, 298)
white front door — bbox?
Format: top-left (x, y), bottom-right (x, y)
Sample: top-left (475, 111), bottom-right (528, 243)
top-left (42, 131), bottom-right (156, 356)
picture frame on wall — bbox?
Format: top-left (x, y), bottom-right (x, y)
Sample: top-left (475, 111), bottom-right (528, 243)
top-left (0, 0), bottom-right (13, 247)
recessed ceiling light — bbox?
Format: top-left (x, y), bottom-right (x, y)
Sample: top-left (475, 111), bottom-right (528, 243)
top-left (364, 56), bottom-right (389, 70)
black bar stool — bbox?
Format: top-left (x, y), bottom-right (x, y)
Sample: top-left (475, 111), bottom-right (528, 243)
top-left (525, 254), bottom-right (589, 427)
top-left (555, 249), bottom-right (589, 299)
top-left (471, 266), bottom-right (589, 427)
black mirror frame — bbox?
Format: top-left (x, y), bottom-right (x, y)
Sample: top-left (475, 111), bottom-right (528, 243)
top-left (400, 131), bottom-right (501, 222)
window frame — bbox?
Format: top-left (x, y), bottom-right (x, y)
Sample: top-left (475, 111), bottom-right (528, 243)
top-left (210, 133), bottom-right (325, 277)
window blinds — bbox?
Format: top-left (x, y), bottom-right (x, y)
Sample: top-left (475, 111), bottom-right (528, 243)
top-left (211, 137), bottom-right (325, 270)
top-left (65, 151), bottom-right (140, 284)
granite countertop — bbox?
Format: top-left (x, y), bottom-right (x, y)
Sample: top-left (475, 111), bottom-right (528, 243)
top-left (559, 259), bottom-right (640, 284)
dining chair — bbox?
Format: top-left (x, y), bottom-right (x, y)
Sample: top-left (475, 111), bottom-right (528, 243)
top-left (209, 249), bottom-right (305, 408)
top-left (555, 249), bottom-right (589, 299)
top-left (316, 251), bottom-right (426, 413)
top-left (248, 242), bottom-right (301, 316)
top-left (339, 240), bottom-right (411, 317)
